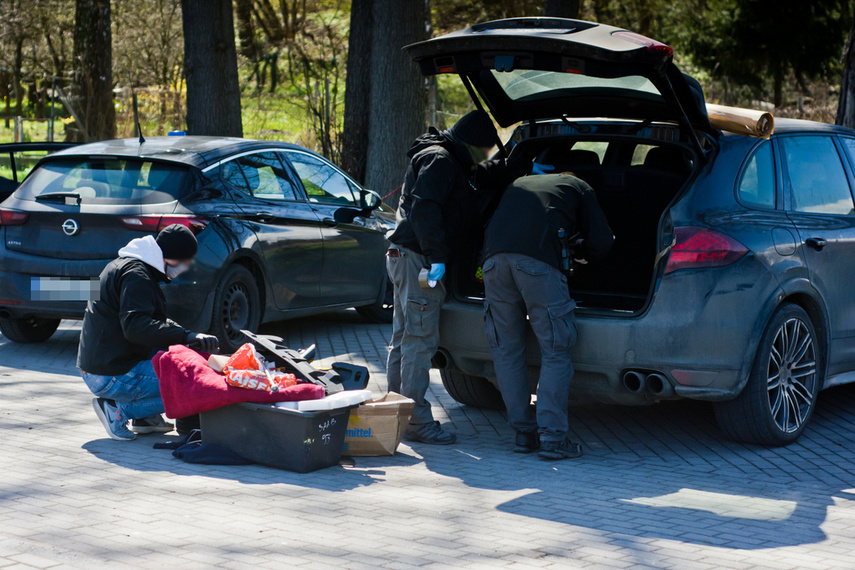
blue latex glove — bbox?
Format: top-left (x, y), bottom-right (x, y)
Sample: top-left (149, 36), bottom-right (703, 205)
top-left (428, 263), bottom-right (446, 281)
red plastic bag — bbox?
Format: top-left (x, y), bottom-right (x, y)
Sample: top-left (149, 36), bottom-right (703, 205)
top-left (224, 343), bottom-right (264, 372)
top-left (225, 369), bottom-right (298, 392)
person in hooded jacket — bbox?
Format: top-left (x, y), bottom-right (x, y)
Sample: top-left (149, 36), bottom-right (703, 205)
top-left (77, 224), bottom-right (220, 441)
top-left (386, 110), bottom-right (531, 444)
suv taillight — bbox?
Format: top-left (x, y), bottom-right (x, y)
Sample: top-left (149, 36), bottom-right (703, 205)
top-left (120, 215), bottom-right (208, 235)
top-left (0, 208), bottom-right (29, 226)
top-left (665, 226), bottom-right (748, 274)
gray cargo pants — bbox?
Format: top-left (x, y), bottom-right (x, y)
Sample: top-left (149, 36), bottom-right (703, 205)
top-left (482, 252), bottom-right (578, 442)
top-left (386, 246), bottom-right (445, 425)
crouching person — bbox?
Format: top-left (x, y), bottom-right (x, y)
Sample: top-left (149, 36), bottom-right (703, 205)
top-left (482, 173), bottom-right (614, 459)
top-left (77, 224), bottom-right (219, 441)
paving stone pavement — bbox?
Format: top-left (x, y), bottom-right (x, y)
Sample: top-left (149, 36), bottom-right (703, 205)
top-left (2, 313), bottom-right (855, 569)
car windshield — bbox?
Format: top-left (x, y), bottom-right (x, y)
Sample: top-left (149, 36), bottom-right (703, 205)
top-left (15, 158), bottom-right (190, 205)
top-left (490, 69), bottom-right (662, 103)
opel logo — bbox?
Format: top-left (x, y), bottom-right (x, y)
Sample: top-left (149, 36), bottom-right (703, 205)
top-left (62, 219), bottom-right (79, 236)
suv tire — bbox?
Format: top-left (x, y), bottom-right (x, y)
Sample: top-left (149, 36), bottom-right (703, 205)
top-left (210, 265), bottom-right (262, 353)
top-left (356, 274), bottom-right (393, 324)
top-left (714, 303), bottom-right (821, 446)
top-left (0, 317), bottom-right (61, 343)
top-left (440, 369), bottom-right (505, 410)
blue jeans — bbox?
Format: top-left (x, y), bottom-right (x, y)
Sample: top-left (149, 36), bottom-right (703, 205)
top-left (81, 360), bottom-right (164, 420)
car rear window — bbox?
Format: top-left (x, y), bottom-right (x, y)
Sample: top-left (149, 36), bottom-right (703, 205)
top-left (14, 158), bottom-right (190, 204)
top-left (490, 69), bottom-right (662, 103)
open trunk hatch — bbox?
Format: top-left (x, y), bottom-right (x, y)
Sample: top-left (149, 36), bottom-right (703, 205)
top-left (405, 18), bottom-right (712, 141)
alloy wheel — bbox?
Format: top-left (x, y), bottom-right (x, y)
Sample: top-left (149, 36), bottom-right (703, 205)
top-left (766, 317), bottom-right (817, 434)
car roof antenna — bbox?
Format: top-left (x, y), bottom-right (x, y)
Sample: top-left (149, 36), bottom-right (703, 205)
top-left (132, 90), bottom-right (145, 145)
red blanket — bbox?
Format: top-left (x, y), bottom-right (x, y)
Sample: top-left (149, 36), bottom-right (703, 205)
top-left (153, 345), bottom-right (325, 418)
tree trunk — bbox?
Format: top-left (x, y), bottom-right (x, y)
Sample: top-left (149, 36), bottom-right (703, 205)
top-left (340, 0), bottom-right (374, 183)
top-left (545, 0), bottom-right (581, 18)
top-left (235, 0), bottom-right (257, 59)
top-left (364, 0), bottom-right (426, 199)
top-left (181, 0), bottom-right (243, 136)
top-left (71, 0), bottom-right (116, 142)
top-left (773, 72), bottom-right (783, 108)
top-left (838, 20), bottom-right (855, 128)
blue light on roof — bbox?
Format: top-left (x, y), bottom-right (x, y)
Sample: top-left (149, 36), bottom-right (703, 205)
top-left (168, 131), bottom-right (186, 136)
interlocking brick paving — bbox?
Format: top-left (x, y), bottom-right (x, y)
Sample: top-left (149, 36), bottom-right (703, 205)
top-left (2, 313), bottom-right (855, 569)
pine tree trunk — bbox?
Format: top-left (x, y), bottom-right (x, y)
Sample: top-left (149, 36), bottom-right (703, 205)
top-left (340, 0), bottom-right (374, 183)
top-left (838, 22), bottom-right (855, 128)
top-left (545, 0), bottom-right (580, 18)
top-left (71, 0), bottom-right (115, 142)
top-left (181, 0), bottom-right (243, 137)
top-left (364, 0), bottom-right (426, 200)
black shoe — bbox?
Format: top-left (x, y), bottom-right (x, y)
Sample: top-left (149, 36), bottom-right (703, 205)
top-left (131, 415), bottom-right (174, 434)
top-left (403, 421), bottom-right (456, 445)
top-left (513, 431), bottom-right (540, 454)
top-left (538, 438), bottom-right (583, 460)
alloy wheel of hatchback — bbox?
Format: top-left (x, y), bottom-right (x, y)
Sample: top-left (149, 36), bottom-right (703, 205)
top-left (714, 303), bottom-right (821, 446)
top-left (766, 317), bottom-right (817, 435)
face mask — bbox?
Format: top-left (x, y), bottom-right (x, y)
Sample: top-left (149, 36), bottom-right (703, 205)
top-left (166, 262), bottom-right (190, 279)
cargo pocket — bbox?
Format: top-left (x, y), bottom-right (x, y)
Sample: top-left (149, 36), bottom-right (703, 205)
top-left (548, 299), bottom-right (578, 352)
top-left (516, 259), bottom-right (550, 276)
top-left (483, 301), bottom-right (499, 349)
top-left (405, 297), bottom-right (440, 337)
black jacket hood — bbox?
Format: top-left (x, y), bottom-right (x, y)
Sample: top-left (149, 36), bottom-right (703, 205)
top-left (407, 126), bottom-right (473, 167)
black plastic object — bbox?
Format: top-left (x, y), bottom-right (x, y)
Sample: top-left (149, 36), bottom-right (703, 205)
top-left (200, 402), bottom-right (355, 473)
top-left (240, 330), bottom-right (369, 393)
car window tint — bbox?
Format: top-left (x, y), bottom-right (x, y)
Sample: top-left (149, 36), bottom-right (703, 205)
top-left (631, 144), bottom-right (656, 166)
top-left (285, 152), bottom-right (356, 206)
top-left (220, 160), bottom-right (249, 191)
top-left (738, 141), bottom-right (776, 209)
top-left (0, 153), bottom-right (13, 182)
top-left (13, 150), bottom-right (49, 181)
top-left (15, 158), bottom-right (189, 204)
top-left (783, 136), bottom-right (854, 215)
top-left (572, 141), bottom-right (608, 162)
top-left (236, 152), bottom-right (300, 201)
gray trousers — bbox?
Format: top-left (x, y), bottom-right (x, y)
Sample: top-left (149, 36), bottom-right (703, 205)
top-left (482, 253), bottom-right (577, 442)
top-left (386, 246), bottom-right (446, 425)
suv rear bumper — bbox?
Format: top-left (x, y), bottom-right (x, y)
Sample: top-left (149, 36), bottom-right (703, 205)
top-left (438, 267), bottom-right (779, 404)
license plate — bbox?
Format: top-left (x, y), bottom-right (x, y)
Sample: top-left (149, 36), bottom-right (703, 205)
top-left (30, 277), bottom-right (100, 302)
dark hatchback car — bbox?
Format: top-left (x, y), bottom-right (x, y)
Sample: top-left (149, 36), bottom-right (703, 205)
top-left (406, 17), bottom-right (855, 445)
top-left (0, 137), bottom-right (393, 352)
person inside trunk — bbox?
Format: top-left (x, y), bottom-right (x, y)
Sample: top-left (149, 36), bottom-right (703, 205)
top-left (77, 224), bottom-right (219, 441)
top-left (386, 110), bottom-right (530, 445)
top-left (481, 172), bottom-right (614, 459)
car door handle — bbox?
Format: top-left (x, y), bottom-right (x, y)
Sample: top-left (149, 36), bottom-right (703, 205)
top-left (805, 237), bottom-right (827, 251)
top-left (322, 217), bottom-right (338, 227)
top-left (255, 212), bottom-right (274, 223)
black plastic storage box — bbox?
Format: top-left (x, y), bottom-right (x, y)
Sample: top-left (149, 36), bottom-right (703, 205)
top-left (200, 402), bottom-right (355, 473)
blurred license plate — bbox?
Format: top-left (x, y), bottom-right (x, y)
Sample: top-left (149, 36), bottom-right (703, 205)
top-left (30, 277), bottom-right (99, 302)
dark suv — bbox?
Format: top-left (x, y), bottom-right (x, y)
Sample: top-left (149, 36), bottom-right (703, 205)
top-left (406, 17), bottom-right (855, 445)
top-left (0, 137), bottom-right (393, 352)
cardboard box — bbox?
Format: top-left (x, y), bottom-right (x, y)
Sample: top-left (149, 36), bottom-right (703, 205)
top-left (343, 392), bottom-right (415, 456)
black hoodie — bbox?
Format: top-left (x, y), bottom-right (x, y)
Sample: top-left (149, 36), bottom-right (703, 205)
top-left (387, 127), bottom-right (529, 264)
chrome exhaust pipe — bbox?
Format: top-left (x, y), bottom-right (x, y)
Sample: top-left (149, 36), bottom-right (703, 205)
top-left (431, 349), bottom-right (451, 370)
top-left (645, 373), bottom-right (674, 397)
top-left (622, 370), bottom-right (646, 393)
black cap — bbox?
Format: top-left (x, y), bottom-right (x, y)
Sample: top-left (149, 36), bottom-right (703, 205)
top-left (448, 110), bottom-right (498, 147)
top-left (156, 224), bottom-right (198, 260)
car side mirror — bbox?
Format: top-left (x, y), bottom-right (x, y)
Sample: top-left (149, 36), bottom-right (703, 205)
top-left (360, 189), bottom-right (382, 210)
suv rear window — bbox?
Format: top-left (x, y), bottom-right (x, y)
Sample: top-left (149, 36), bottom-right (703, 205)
top-left (490, 69), bottom-right (661, 103)
top-left (14, 158), bottom-right (190, 205)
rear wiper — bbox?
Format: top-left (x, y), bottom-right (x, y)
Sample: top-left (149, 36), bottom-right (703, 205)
top-left (35, 192), bottom-right (82, 205)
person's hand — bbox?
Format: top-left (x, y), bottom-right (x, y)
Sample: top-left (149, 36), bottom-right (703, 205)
top-left (187, 333), bottom-right (220, 353)
top-left (428, 263), bottom-right (446, 281)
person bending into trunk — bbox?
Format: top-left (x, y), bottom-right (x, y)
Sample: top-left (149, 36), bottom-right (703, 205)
top-left (77, 224), bottom-right (219, 441)
top-left (386, 110), bottom-right (530, 445)
top-left (482, 173), bottom-right (614, 459)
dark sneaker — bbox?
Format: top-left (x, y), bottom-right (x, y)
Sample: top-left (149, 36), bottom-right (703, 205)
top-left (92, 398), bottom-right (136, 441)
top-left (403, 421), bottom-right (456, 445)
top-left (513, 431), bottom-right (540, 454)
top-left (131, 415), bottom-right (174, 434)
top-left (538, 438), bottom-right (583, 460)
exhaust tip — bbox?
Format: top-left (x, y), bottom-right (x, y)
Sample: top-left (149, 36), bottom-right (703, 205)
top-left (622, 370), bottom-right (646, 393)
top-left (646, 373), bottom-right (674, 397)
top-left (431, 349), bottom-right (450, 370)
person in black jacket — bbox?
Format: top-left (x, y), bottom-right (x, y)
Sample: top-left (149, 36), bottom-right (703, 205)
top-left (78, 224), bottom-right (219, 441)
top-left (386, 110), bottom-right (530, 444)
top-left (482, 173), bottom-right (614, 460)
